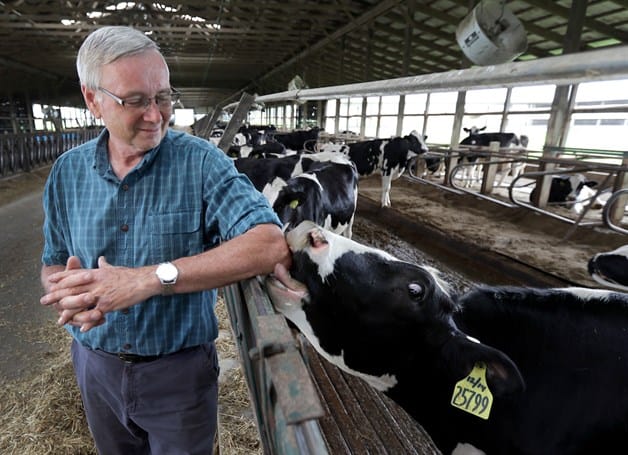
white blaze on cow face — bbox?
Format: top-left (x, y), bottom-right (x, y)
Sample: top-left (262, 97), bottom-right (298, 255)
top-left (285, 220), bottom-right (398, 281)
top-left (267, 262), bottom-right (399, 391)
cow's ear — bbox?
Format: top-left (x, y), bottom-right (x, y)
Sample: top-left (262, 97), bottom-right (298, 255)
top-left (445, 336), bottom-right (525, 397)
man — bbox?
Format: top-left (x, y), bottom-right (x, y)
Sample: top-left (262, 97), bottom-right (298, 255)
top-left (39, 26), bottom-right (291, 454)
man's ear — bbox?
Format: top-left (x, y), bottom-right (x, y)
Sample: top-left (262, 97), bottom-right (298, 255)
top-left (81, 85), bottom-right (101, 118)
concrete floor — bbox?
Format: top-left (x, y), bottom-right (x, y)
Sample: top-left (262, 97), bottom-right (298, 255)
top-left (0, 167), bottom-right (58, 381)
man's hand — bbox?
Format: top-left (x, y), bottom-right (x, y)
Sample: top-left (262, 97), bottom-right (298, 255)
top-left (41, 256), bottom-right (155, 332)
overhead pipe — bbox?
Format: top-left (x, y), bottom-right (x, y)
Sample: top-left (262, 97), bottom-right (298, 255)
top-left (224, 45), bottom-right (628, 109)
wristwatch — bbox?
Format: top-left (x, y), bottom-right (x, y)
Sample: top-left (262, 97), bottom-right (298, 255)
top-left (156, 262), bottom-right (178, 295)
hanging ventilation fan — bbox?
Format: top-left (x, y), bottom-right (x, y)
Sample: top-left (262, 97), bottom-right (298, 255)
top-left (456, 0), bottom-right (527, 66)
top-left (288, 75), bottom-right (308, 91)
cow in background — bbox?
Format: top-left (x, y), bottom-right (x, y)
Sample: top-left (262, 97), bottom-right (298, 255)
top-left (457, 126), bottom-right (528, 188)
top-left (529, 174), bottom-right (606, 215)
top-left (269, 126), bottom-right (322, 152)
top-left (319, 130), bottom-right (429, 207)
top-left (238, 124), bottom-right (277, 147)
top-left (227, 141), bottom-right (288, 158)
top-left (588, 245), bottom-right (628, 292)
top-left (235, 152), bottom-right (358, 237)
top-left (267, 220), bottom-right (628, 455)
top-left (269, 159), bottom-right (358, 237)
top-left (208, 129), bottom-right (248, 148)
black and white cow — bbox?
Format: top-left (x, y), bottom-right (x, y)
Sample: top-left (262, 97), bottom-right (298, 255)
top-left (266, 221), bottom-right (628, 455)
top-left (458, 126), bottom-right (528, 188)
top-left (588, 245), bottom-right (628, 292)
top-left (529, 174), bottom-right (604, 215)
top-left (209, 129), bottom-right (248, 148)
top-left (269, 159), bottom-right (358, 237)
top-left (319, 130), bottom-right (429, 207)
top-left (238, 124), bottom-right (277, 147)
top-left (235, 153), bottom-right (358, 237)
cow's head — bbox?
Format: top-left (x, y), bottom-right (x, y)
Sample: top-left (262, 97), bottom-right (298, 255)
top-left (588, 245), bottom-right (628, 292)
top-left (266, 221), bottom-right (523, 399)
top-left (463, 125), bottom-right (486, 135)
top-left (272, 174), bottom-right (325, 233)
top-left (406, 130), bottom-right (429, 155)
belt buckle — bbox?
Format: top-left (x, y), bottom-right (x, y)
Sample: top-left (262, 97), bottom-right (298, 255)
top-left (118, 353), bottom-right (140, 363)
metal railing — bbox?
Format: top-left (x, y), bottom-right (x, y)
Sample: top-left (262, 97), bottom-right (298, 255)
top-left (408, 146), bottom-right (628, 236)
top-left (0, 129), bottom-right (101, 177)
top-left (222, 278), bottom-right (328, 455)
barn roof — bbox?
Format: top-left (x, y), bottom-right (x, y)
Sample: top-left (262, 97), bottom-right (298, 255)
top-left (1, 1), bottom-right (627, 110)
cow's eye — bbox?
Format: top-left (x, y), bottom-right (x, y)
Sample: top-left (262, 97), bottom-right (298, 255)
top-left (408, 283), bottom-right (424, 300)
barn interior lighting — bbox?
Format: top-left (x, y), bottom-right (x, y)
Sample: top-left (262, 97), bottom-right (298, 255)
top-left (106, 2), bottom-right (138, 11)
top-left (152, 3), bottom-right (179, 13)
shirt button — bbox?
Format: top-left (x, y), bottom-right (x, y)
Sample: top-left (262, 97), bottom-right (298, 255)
top-left (121, 184), bottom-right (129, 191)
top-left (122, 309), bottom-right (129, 314)
top-left (123, 343), bottom-right (132, 350)
top-left (121, 224), bottom-right (129, 232)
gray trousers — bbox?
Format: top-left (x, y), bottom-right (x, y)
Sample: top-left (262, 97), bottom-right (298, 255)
top-left (71, 340), bottom-right (219, 455)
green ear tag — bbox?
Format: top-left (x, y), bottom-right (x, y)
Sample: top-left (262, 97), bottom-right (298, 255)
top-left (450, 362), bottom-right (493, 420)
top-left (289, 199), bottom-right (299, 209)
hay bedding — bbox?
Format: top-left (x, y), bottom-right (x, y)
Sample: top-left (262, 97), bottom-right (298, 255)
top-left (0, 297), bottom-right (261, 455)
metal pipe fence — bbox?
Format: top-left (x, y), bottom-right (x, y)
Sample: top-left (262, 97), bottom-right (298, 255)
top-left (0, 129), bottom-right (101, 177)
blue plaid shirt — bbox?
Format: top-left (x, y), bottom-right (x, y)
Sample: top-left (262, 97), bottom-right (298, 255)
top-left (42, 128), bottom-right (281, 355)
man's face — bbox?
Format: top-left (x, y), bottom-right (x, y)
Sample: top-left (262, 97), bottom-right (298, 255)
top-left (84, 49), bottom-right (172, 154)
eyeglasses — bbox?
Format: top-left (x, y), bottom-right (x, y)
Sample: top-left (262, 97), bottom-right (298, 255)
top-left (97, 86), bottom-right (180, 111)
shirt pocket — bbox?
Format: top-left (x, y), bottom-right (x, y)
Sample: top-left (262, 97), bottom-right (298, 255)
top-left (147, 210), bottom-right (203, 262)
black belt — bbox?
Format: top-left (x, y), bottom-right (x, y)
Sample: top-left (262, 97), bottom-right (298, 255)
top-left (114, 344), bottom-right (203, 363)
top-left (117, 352), bottom-right (163, 363)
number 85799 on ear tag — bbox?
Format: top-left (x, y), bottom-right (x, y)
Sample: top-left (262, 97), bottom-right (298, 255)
top-left (450, 362), bottom-right (493, 420)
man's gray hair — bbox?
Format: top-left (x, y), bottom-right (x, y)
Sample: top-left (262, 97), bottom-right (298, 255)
top-left (77, 26), bottom-right (161, 89)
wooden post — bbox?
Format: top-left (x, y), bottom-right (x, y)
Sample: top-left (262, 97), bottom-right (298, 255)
top-left (217, 92), bottom-right (256, 151)
top-left (481, 141), bottom-right (500, 194)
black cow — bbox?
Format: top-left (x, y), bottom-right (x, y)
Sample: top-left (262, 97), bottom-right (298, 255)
top-left (267, 221), bottom-right (628, 455)
top-left (234, 152), bottom-right (348, 192)
top-left (319, 130), bottom-right (429, 207)
top-left (269, 127), bottom-right (322, 152)
top-left (234, 154), bottom-right (302, 191)
top-left (227, 141), bottom-right (288, 158)
top-left (458, 126), bottom-right (528, 188)
top-left (588, 245), bottom-right (628, 292)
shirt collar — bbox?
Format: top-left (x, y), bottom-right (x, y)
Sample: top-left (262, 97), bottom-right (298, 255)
top-left (92, 128), bottom-right (168, 181)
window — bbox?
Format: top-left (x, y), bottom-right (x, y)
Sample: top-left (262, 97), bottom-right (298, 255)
top-left (465, 88), bottom-right (508, 113)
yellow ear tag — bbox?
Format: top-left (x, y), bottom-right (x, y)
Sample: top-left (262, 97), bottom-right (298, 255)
top-left (289, 199), bottom-right (299, 209)
top-left (451, 362), bottom-right (493, 420)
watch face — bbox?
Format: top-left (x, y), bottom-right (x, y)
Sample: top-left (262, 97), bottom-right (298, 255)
top-left (157, 262), bottom-right (178, 282)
